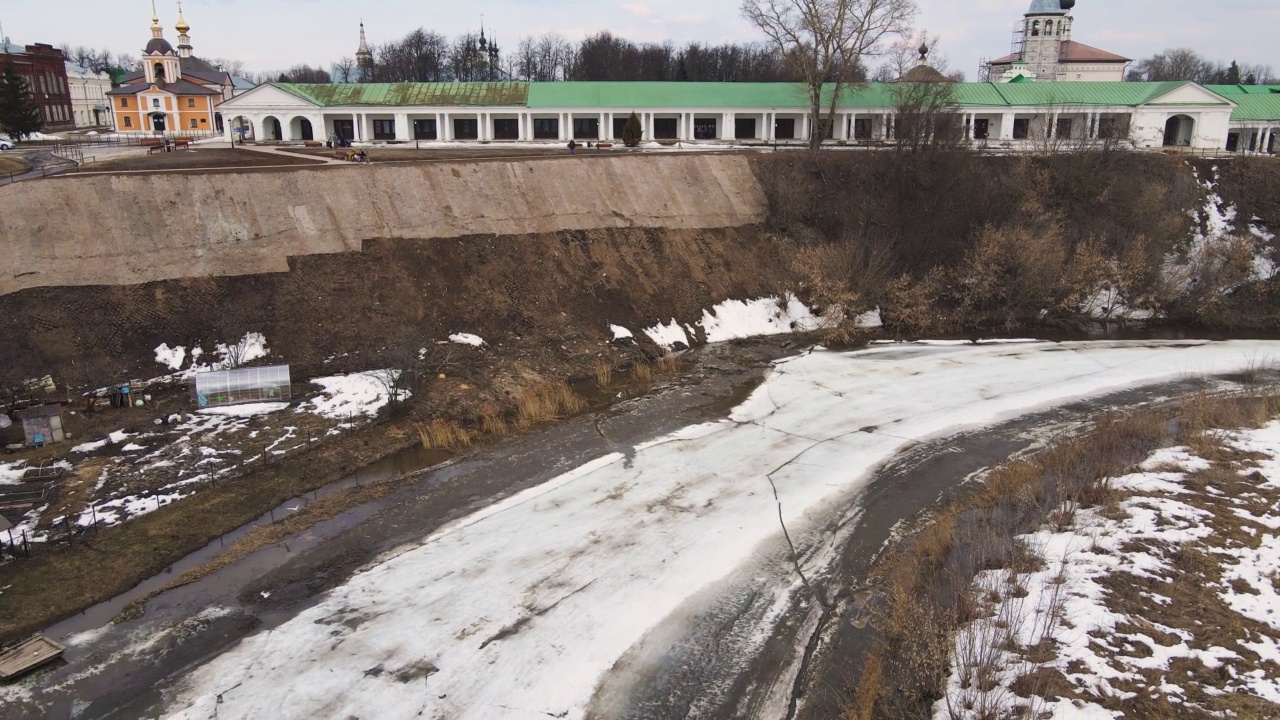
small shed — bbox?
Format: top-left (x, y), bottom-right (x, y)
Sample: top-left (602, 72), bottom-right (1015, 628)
top-left (14, 404), bottom-right (65, 447)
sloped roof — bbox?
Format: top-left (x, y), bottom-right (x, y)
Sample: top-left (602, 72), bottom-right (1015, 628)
top-left (990, 40), bottom-right (1130, 66)
top-left (121, 56), bottom-right (232, 86)
top-left (1228, 94), bottom-right (1280, 122)
top-left (1207, 85), bottom-right (1280, 96)
top-left (107, 79), bottom-right (221, 96)
top-left (145, 38), bottom-right (175, 56)
top-left (895, 65), bottom-right (955, 84)
top-left (990, 81), bottom-right (1203, 107)
top-left (275, 82), bottom-right (529, 107)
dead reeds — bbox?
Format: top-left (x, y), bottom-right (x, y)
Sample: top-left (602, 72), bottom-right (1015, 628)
top-left (481, 413), bottom-right (509, 437)
top-left (418, 420), bottom-right (472, 450)
top-left (657, 352), bottom-right (679, 374)
top-left (632, 361), bottom-right (653, 383)
top-left (516, 382), bottom-right (587, 427)
top-left (594, 359), bottom-right (613, 388)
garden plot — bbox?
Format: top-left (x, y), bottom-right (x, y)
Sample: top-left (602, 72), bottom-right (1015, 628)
top-left (7, 370), bottom-right (405, 542)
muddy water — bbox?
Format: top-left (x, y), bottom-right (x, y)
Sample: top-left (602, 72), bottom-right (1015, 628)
top-left (2, 341), bottom-right (787, 720)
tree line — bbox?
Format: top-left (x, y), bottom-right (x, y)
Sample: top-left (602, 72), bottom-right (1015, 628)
top-left (1129, 48), bottom-right (1276, 85)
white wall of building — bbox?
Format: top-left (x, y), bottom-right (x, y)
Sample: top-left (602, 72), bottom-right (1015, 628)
top-left (65, 63), bottom-right (113, 128)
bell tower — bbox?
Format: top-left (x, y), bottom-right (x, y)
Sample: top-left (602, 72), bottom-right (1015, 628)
top-left (175, 0), bottom-right (193, 59)
top-left (142, 1), bottom-right (181, 84)
top-left (1020, 0), bottom-right (1074, 81)
top-left (356, 22), bottom-right (373, 82)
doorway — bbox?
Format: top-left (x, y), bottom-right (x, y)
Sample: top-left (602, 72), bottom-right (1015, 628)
top-left (150, 113), bottom-right (166, 132)
top-left (1163, 115), bottom-right (1194, 147)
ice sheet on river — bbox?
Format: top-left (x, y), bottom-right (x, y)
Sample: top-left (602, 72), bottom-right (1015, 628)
top-left (164, 340), bottom-right (1280, 720)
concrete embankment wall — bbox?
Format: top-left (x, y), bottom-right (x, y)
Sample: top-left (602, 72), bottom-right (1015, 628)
top-left (0, 154), bottom-right (766, 296)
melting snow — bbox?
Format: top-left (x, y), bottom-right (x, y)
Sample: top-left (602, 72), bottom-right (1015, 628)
top-left (0, 461), bottom-right (27, 486)
top-left (165, 340), bottom-right (1280, 720)
top-left (197, 402), bottom-right (289, 418)
top-left (300, 370), bottom-right (405, 420)
top-left (610, 324), bottom-right (634, 341)
top-left (449, 333), bottom-right (485, 347)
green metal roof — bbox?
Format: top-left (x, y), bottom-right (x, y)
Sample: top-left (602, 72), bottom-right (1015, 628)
top-left (263, 80), bottom-right (1243, 112)
top-left (990, 81), bottom-right (1200, 107)
top-left (1206, 84), bottom-right (1280, 95)
top-left (274, 82), bottom-right (529, 107)
top-left (1229, 94), bottom-right (1280, 122)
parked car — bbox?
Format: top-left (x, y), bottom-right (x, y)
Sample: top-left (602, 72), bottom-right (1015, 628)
top-left (0, 136), bottom-right (14, 151)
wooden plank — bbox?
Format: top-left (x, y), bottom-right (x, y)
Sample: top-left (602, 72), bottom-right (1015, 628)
top-left (0, 635), bottom-right (65, 679)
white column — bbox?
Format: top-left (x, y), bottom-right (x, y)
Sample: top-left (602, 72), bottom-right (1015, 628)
top-left (440, 113), bottom-right (449, 142)
top-left (1001, 113), bottom-right (1014, 140)
top-left (721, 112), bottom-right (734, 141)
top-left (766, 113), bottom-right (774, 141)
top-left (395, 113), bottom-right (410, 141)
top-left (598, 112), bottom-right (606, 140)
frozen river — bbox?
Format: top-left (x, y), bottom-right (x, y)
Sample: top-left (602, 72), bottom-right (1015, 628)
top-left (159, 340), bottom-right (1280, 720)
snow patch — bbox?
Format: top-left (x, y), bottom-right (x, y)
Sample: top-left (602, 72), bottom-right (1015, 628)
top-left (300, 370), bottom-right (404, 420)
top-left (610, 324), bottom-right (634, 341)
top-left (448, 333), bottom-right (485, 347)
top-left (700, 294), bottom-right (820, 342)
top-left (154, 344), bottom-right (187, 371)
top-left (643, 318), bottom-right (690, 349)
top-left (197, 402), bottom-right (289, 418)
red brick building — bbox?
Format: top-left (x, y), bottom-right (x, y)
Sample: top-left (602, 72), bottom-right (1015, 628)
top-left (0, 41), bottom-right (76, 132)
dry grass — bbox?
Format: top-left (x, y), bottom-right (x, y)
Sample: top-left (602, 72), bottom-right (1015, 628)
top-left (853, 389), bottom-right (1280, 719)
top-left (515, 382), bottom-right (587, 428)
top-left (0, 155), bottom-right (31, 175)
top-left (632, 362), bottom-right (653, 383)
top-left (593, 359), bottom-right (613, 388)
top-left (480, 413), bottom-right (509, 437)
top-left (657, 353), bottom-right (679, 374)
top-left (418, 420), bottom-right (473, 450)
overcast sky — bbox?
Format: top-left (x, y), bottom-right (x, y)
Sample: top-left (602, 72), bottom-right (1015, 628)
top-left (3, 0), bottom-right (1276, 77)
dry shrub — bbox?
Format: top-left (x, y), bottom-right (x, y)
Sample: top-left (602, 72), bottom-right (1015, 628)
top-left (480, 413), bottom-right (509, 437)
top-left (657, 353), bottom-right (679, 375)
top-left (794, 240), bottom-right (895, 341)
top-left (594, 359), bottom-right (613, 388)
top-left (418, 420), bottom-right (472, 450)
top-left (847, 653), bottom-right (884, 720)
top-left (516, 382), bottom-right (587, 427)
top-left (632, 362), bottom-right (653, 382)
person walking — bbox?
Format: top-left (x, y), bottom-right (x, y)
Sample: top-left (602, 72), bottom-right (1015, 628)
top-left (568, 139), bottom-right (577, 155)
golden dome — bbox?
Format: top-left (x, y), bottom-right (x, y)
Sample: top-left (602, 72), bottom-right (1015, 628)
top-left (175, 1), bottom-right (190, 33)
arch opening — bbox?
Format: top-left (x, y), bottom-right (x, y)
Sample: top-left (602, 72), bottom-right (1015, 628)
top-left (1163, 115), bottom-right (1194, 147)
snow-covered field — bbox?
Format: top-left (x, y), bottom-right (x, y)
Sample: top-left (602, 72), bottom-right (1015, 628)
top-left (161, 340), bottom-right (1280, 720)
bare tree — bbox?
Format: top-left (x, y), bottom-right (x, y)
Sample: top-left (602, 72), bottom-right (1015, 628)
top-left (333, 57), bottom-right (357, 83)
top-left (742, 0), bottom-right (917, 151)
top-left (209, 57), bottom-right (247, 78)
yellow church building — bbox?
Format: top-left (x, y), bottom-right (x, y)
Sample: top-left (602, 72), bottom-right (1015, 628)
top-left (108, 3), bottom-right (234, 134)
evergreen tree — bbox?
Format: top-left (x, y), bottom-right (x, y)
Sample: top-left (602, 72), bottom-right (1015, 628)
top-left (0, 62), bottom-right (41, 140)
top-left (622, 111), bottom-right (643, 147)
top-left (1246, 73), bottom-right (1258, 86)
top-left (1226, 61), bottom-right (1242, 85)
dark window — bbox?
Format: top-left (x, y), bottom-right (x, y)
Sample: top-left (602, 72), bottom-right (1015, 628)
top-left (735, 117), bottom-right (757, 140)
top-left (613, 117), bottom-right (629, 139)
top-left (332, 119), bottom-right (354, 141)
top-left (453, 118), bottom-right (478, 140)
top-left (493, 118), bottom-right (519, 140)
top-left (1031, 20), bottom-right (1040, 37)
top-left (653, 118), bottom-right (678, 140)
top-left (1013, 118), bottom-right (1030, 140)
top-left (1226, 132), bottom-right (1240, 152)
top-left (413, 119), bottom-right (437, 140)
top-left (973, 118), bottom-right (990, 140)
top-left (573, 117), bottom-right (599, 140)
top-left (774, 118), bottom-right (796, 140)
top-left (693, 118), bottom-right (717, 140)
top-left (853, 118), bottom-right (873, 140)
top-left (189, 119), bottom-right (198, 129)
top-left (373, 119), bottom-right (396, 140)
top-left (187, 98), bottom-right (195, 108)
top-left (1097, 117), bottom-right (1126, 140)
top-left (533, 118), bottom-right (559, 139)
top-left (1055, 117), bottom-right (1073, 139)
top-left (123, 116), bottom-right (132, 128)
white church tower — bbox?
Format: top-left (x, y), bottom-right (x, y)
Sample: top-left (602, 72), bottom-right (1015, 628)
top-left (984, 0), bottom-right (1129, 82)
